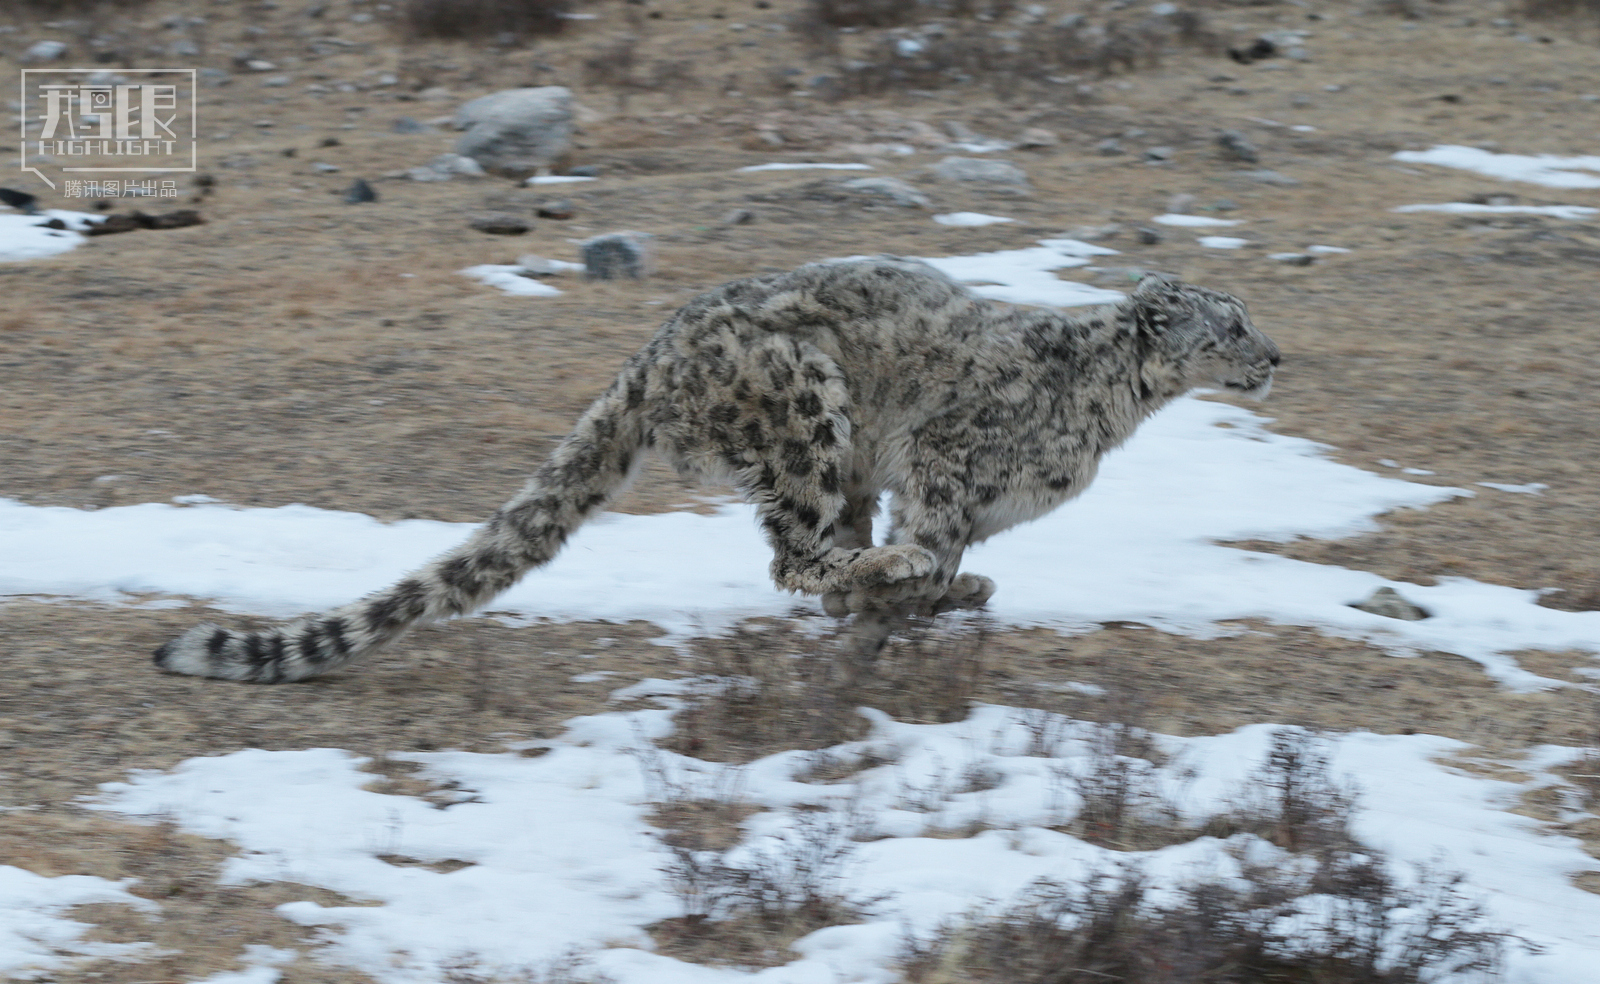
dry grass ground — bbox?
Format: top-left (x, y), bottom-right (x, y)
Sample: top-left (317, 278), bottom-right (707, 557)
top-left (3, 0), bottom-right (1600, 978)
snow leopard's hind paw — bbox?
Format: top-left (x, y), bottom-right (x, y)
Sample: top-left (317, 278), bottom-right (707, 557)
top-left (932, 572), bottom-right (996, 613)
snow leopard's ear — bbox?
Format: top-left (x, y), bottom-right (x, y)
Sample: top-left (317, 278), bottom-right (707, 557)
top-left (1127, 273), bottom-right (1187, 337)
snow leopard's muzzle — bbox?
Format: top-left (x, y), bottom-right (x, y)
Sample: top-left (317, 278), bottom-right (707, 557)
top-left (1221, 341), bottom-right (1280, 401)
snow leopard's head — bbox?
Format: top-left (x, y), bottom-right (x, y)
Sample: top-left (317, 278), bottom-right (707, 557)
top-left (1129, 275), bottom-right (1280, 400)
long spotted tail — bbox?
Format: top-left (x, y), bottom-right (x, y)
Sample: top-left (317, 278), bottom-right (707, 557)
top-left (153, 389), bottom-right (647, 683)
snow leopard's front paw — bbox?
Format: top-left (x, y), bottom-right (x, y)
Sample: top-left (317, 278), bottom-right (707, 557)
top-left (841, 544), bottom-right (936, 587)
top-left (822, 568), bottom-right (994, 617)
top-left (819, 545), bottom-right (941, 615)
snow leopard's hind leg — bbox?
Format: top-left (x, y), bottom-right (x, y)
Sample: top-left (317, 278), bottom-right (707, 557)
top-left (666, 333), bottom-right (935, 602)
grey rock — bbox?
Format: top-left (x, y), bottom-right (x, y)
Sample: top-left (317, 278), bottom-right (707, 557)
top-left (343, 179), bottom-right (377, 204)
top-left (1016, 127), bottom-right (1058, 149)
top-left (198, 68), bottom-right (232, 87)
top-left (839, 176), bottom-right (930, 208)
top-left (263, 75), bottom-right (291, 88)
top-left (581, 231), bottom-right (653, 281)
top-left (568, 164), bottom-right (601, 178)
top-left (1142, 146), bottom-right (1174, 164)
top-left (392, 116), bottom-right (431, 134)
top-left (1136, 226), bottom-right (1162, 245)
top-left (1066, 223), bottom-right (1121, 242)
top-left (536, 199), bottom-right (573, 220)
top-left (723, 208), bottom-right (756, 225)
top-left (1094, 138), bottom-right (1125, 156)
top-left (931, 156), bottom-right (1029, 186)
top-left (23, 40), bottom-right (68, 63)
top-left (1350, 586), bottom-right (1429, 621)
top-left (1238, 169), bottom-right (1301, 186)
top-left (311, 161), bottom-right (341, 173)
top-left (408, 153), bottom-right (485, 182)
top-left (453, 86), bottom-right (574, 179)
top-left (470, 212), bottom-right (531, 235)
top-left (1268, 252), bottom-right (1315, 266)
top-left (1216, 130), bottom-right (1260, 164)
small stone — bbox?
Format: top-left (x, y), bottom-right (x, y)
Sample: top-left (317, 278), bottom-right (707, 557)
top-left (263, 75), bottom-right (291, 87)
top-left (536, 199), bottom-right (574, 220)
top-left (1016, 127), bottom-right (1058, 149)
top-left (344, 178), bottom-right (378, 204)
top-left (568, 164), bottom-right (601, 178)
top-left (1094, 138), bottom-right (1125, 156)
top-left (84, 213), bottom-right (141, 236)
top-left (839, 176), bottom-right (930, 208)
top-left (1268, 252), bottom-right (1315, 266)
top-left (392, 116), bottom-right (431, 134)
top-left (311, 162), bottom-right (340, 173)
top-left (1066, 223), bottom-right (1121, 241)
top-left (470, 212), bottom-right (531, 235)
top-left (1238, 169), bottom-right (1300, 186)
top-left (246, 59), bottom-right (277, 71)
top-left (1166, 192), bottom-right (1196, 214)
top-left (581, 231), bottom-right (654, 280)
top-left (36, 217), bottom-right (67, 230)
top-left (1142, 146), bottom-right (1174, 164)
top-left (723, 208), bottom-right (756, 225)
top-left (320, 136), bottom-right (342, 148)
top-left (1216, 129), bottom-right (1260, 164)
top-left (23, 40), bottom-right (68, 63)
top-left (1212, 199), bottom-right (1239, 211)
top-left (1136, 226), bottom-right (1162, 245)
top-left (409, 153), bottom-right (485, 182)
top-left (1350, 586), bottom-right (1429, 621)
top-left (199, 68), bottom-right (232, 87)
top-left (1228, 38), bottom-right (1276, 65)
top-left (0, 187), bottom-right (40, 215)
top-left (141, 209), bottom-right (203, 230)
top-left (931, 156), bottom-right (1030, 187)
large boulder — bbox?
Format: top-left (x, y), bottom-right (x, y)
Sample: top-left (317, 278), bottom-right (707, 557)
top-left (454, 87), bottom-right (574, 179)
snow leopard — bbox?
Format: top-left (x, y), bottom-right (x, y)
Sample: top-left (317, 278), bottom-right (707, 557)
top-left (154, 258), bottom-right (1279, 683)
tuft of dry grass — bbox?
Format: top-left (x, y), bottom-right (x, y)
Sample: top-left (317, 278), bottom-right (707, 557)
top-left (651, 802), bottom-right (880, 969)
top-left (899, 854), bottom-right (1513, 984)
top-left (1201, 728), bottom-right (1361, 853)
